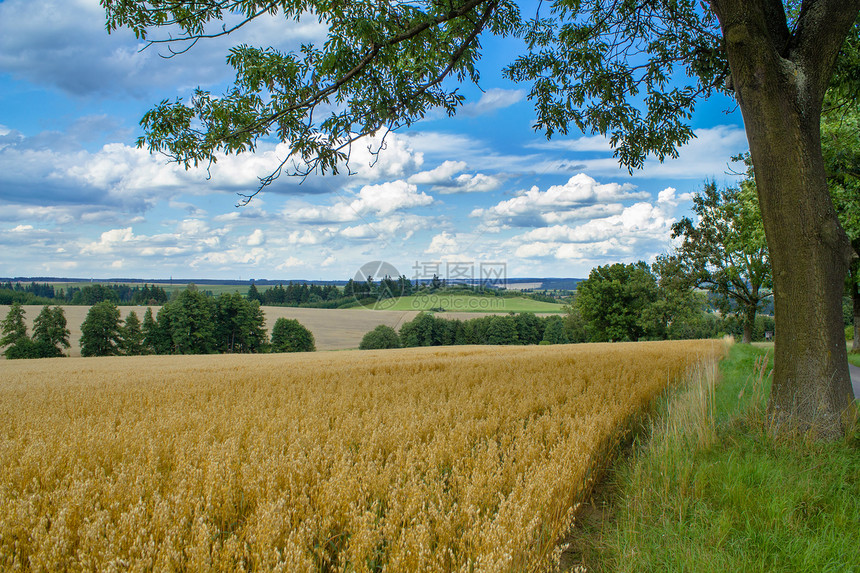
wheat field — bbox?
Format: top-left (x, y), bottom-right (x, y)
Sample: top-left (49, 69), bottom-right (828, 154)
top-left (0, 341), bottom-right (724, 572)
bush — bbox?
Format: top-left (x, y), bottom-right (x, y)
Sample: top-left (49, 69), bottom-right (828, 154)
top-left (360, 325), bottom-right (401, 350)
top-left (541, 316), bottom-right (570, 344)
top-left (4, 338), bottom-right (64, 359)
top-left (270, 318), bottom-right (315, 352)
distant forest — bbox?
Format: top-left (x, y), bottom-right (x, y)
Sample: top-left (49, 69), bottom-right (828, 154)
top-left (0, 277), bottom-right (573, 309)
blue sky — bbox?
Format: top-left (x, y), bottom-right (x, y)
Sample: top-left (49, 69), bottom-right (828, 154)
top-left (0, 0), bottom-right (748, 282)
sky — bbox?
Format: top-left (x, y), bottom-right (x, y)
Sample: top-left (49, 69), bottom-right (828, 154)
top-left (0, 0), bottom-right (749, 282)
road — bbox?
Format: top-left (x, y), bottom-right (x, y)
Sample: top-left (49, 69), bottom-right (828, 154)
top-left (849, 363), bottom-right (860, 400)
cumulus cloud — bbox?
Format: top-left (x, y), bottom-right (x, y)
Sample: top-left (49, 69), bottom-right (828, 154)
top-left (339, 214), bottom-right (433, 241)
top-left (0, 0), bottom-right (326, 97)
top-left (461, 88), bottom-right (525, 116)
top-left (1, 129), bottom-right (421, 224)
top-left (284, 229), bottom-right (334, 245)
top-left (408, 160), bottom-right (501, 194)
top-left (506, 185), bottom-right (693, 265)
top-left (472, 173), bottom-right (649, 228)
top-left (246, 229), bottom-right (265, 246)
top-left (289, 180), bottom-right (433, 224)
top-left (408, 161), bottom-right (468, 185)
top-left (425, 232), bottom-right (461, 255)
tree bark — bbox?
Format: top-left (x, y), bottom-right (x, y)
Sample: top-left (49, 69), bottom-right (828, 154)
top-left (713, 0), bottom-right (859, 438)
top-left (742, 302), bottom-right (757, 344)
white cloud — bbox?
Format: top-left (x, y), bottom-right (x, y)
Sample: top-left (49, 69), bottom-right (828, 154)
top-left (246, 229), bottom-right (265, 246)
top-left (340, 214), bottom-right (433, 241)
top-left (425, 232), bottom-right (461, 255)
top-left (461, 88), bottom-right (525, 116)
top-left (473, 174), bottom-right (649, 228)
top-left (408, 160), bottom-right (501, 194)
top-left (277, 256), bottom-right (304, 269)
top-left (289, 180), bottom-right (433, 224)
top-left (284, 229), bottom-right (334, 245)
top-left (501, 178), bottom-right (694, 267)
top-left (0, 0), bottom-right (327, 97)
top-left (408, 161), bottom-right (468, 185)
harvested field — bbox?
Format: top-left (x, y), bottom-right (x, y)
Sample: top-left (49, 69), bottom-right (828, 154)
top-left (0, 340), bottom-right (724, 571)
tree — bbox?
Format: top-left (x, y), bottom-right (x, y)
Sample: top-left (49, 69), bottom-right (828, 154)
top-left (0, 302), bottom-right (42, 359)
top-left (647, 255), bottom-right (718, 341)
top-left (822, 101), bottom-right (860, 351)
top-left (672, 179), bottom-right (772, 344)
top-left (141, 307), bottom-right (166, 354)
top-left (71, 284), bottom-right (120, 305)
top-left (247, 283), bottom-right (263, 304)
top-left (32, 305), bottom-right (70, 357)
top-left (541, 315), bottom-right (570, 344)
top-left (359, 325), bottom-right (402, 350)
top-left (575, 262), bottom-right (659, 342)
top-left (1, 302), bottom-right (28, 350)
top-left (103, 1), bottom-right (860, 437)
top-left (514, 312), bottom-right (544, 345)
top-left (562, 304), bottom-right (590, 344)
top-left (163, 288), bottom-right (218, 354)
top-left (121, 311), bottom-right (145, 356)
top-left (80, 301), bottom-right (123, 357)
top-left (215, 293), bottom-right (267, 353)
top-left (270, 318), bottom-right (316, 352)
top-left (399, 313), bottom-right (445, 347)
top-left (485, 315), bottom-right (519, 345)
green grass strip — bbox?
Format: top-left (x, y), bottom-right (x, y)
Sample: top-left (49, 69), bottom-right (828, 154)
top-left (576, 344), bottom-right (860, 573)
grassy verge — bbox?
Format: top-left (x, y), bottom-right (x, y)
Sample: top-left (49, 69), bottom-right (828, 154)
top-left (565, 343), bottom-right (860, 572)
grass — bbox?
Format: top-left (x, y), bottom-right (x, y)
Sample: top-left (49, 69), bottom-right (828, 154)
top-left (565, 343), bottom-right (860, 572)
top-left (372, 293), bottom-right (566, 313)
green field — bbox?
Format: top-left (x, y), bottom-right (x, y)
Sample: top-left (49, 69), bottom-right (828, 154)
top-left (370, 293), bottom-right (567, 313)
top-left (37, 281), bottom-right (247, 297)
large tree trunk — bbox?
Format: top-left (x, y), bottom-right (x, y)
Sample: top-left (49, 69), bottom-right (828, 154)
top-left (741, 302), bottom-right (757, 344)
top-left (715, 1), bottom-right (858, 438)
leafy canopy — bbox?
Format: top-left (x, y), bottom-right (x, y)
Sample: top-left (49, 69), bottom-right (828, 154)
top-left (98, 0), bottom-right (762, 200)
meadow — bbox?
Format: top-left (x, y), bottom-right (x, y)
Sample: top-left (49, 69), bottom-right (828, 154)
top-left (0, 340), bottom-right (723, 571)
top-left (370, 294), bottom-right (566, 313)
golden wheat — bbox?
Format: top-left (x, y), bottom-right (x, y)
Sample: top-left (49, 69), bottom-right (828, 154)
top-left (0, 341), bottom-right (724, 572)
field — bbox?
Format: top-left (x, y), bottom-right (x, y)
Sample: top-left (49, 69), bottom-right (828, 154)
top-left (371, 294), bottom-right (566, 313)
top-left (0, 305), bottom-right (421, 355)
top-left (0, 340), bottom-right (723, 571)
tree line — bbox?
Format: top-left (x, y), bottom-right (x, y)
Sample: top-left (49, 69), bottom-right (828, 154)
top-left (0, 282), bottom-right (169, 306)
top-left (0, 289), bottom-right (317, 359)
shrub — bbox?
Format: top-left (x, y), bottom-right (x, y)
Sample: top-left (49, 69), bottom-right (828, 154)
top-left (270, 318), bottom-right (315, 352)
top-left (360, 325), bottom-right (401, 350)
